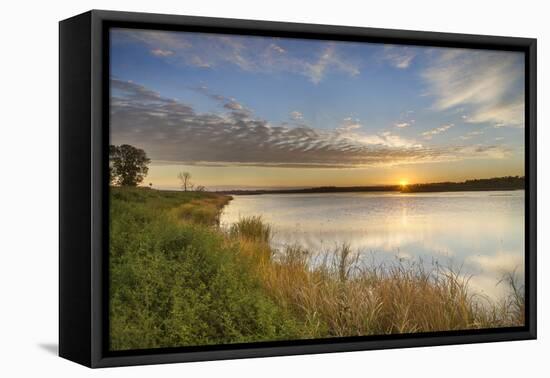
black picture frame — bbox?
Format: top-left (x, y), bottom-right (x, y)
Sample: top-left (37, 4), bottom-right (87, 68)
top-left (59, 9), bottom-right (537, 368)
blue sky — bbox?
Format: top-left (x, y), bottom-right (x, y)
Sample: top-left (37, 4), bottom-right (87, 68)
top-left (110, 28), bottom-right (525, 189)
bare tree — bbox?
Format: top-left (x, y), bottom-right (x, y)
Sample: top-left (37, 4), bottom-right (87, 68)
top-left (177, 171), bottom-right (193, 192)
top-left (195, 185), bottom-right (206, 192)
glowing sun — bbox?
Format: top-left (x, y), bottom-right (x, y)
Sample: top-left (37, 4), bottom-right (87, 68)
top-left (399, 179), bottom-right (409, 187)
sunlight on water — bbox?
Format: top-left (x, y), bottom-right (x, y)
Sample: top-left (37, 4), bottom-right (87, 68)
top-left (220, 191), bottom-right (525, 300)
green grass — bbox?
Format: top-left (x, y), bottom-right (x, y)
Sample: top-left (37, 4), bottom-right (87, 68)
top-left (110, 187), bottom-right (524, 351)
top-left (109, 187), bottom-right (299, 351)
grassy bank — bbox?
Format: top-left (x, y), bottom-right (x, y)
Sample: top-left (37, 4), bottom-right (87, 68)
top-left (110, 187), bottom-right (524, 351)
top-left (109, 187), bottom-right (300, 350)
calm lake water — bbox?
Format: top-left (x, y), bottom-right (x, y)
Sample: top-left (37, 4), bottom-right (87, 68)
top-left (220, 191), bottom-right (525, 300)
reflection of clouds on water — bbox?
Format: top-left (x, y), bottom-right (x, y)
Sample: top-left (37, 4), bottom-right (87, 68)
top-left (466, 251), bottom-right (524, 274)
top-left (464, 251), bottom-right (524, 299)
top-left (468, 273), bottom-right (522, 302)
top-left (220, 191), bottom-right (525, 301)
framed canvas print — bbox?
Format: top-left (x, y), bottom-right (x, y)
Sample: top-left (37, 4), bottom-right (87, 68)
top-left (59, 10), bottom-right (537, 368)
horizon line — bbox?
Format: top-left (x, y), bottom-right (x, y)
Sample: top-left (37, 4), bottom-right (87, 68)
top-left (137, 175), bottom-right (525, 192)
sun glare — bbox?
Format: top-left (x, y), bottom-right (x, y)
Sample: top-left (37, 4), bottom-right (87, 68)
top-left (399, 179), bottom-right (409, 187)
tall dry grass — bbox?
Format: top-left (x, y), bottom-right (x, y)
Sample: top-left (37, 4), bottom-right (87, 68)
top-left (172, 195), bottom-right (232, 225)
top-left (228, 216), bottom-right (525, 338)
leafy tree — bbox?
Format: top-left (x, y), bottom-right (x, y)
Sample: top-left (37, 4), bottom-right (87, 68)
top-left (109, 144), bottom-right (151, 186)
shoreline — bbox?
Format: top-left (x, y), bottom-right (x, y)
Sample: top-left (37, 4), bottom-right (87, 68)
top-left (212, 176), bottom-right (525, 195)
top-left (215, 187), bottom-right (525, 196)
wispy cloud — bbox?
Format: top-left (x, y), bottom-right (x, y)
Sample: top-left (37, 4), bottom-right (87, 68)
top-left (110, 79), bottom-right (512, 168)
top-left (422, 124), bottom-right (453, 140)
top-left (120, 29), bottom-right (192, 54)
top-left (269, 43), bottom-right (286, 54)
top-left (337, 117), bottom-right (362, 131)
top-left (290, 111), bottom-right (303, 121)
top-left (113, 29), bottom-right (360, 84)
top-left (459, 130), bottom-right (484, 140)
top-left (422, 49), bottom-right (524, 128)
top-left (465, 98), bottom-right (525, 127)
top-left (395, 122), bottom-right (411, 129)
top-left (151, 49), bottom-right (174, 57)
top-left (305, 45), bottom-right (360, 84)
top-left (383, 45), bottom-right (416, 69)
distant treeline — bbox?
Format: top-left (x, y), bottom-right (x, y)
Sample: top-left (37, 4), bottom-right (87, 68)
top-left (216, 185), bottom-right (400, 195)
top-left (402, 176), bottom-right (525, 193)
top-left (216, 176), bottom-right (525, 195)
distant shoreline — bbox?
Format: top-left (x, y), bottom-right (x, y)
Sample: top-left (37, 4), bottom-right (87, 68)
top-left (213, 176), bottom-right (525, 196)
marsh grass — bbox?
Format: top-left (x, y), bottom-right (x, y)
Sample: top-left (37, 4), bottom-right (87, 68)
top-left (229, 216), bottom-right (272, 243)
top-left (497, 268), bottom-right (525, 325)
top-left (110, 187), bottom-right (524, 350)
top-left (173, 195), bottom-right (231, 225)
top-left (228, 217), bottom-right (525, 337)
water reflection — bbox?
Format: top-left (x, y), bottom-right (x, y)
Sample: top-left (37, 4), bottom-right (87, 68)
top-left (220, 191), bottom-right (525, 300)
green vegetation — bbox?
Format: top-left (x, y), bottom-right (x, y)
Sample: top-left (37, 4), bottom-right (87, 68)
top-left (110, 187), bottom-right (524, 351)
top-left (110, 187), bottom-right (300, 350)
top-left (109, 144), bottom-right (151, 186)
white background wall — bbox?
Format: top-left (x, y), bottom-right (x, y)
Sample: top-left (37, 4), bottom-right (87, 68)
top-left (0, 0), bottom-right (546, 376)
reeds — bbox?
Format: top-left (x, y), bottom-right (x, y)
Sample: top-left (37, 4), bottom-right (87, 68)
top-left (229, 216), bottom-right (272, 243)
top-left (228, 216), bottom-right (525, 338)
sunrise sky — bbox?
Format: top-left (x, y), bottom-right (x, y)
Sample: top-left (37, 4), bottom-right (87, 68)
top-left (110, 28), bottom-right (525, 190)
